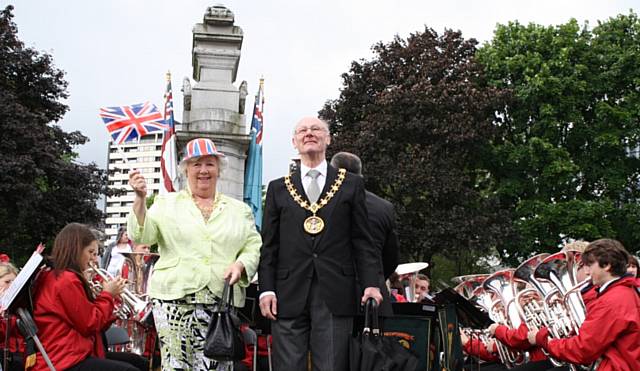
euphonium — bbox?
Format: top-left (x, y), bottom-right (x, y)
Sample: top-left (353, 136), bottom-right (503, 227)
top-left (483, 269), bottom-right (527, 368)
top-left (453, 274), bottom-right (489, 299)
top-left (87, 264), bottom-right (152, 321)
top-left (534, 250), bottom-right (595, 371)
top-left (512, 254), bottom-right (551, 331)
top-left (513, 253), bottom-right (568, 367)
top-left (534, 250), bottom-right (587, 338)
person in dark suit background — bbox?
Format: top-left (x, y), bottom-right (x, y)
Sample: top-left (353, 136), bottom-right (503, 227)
top-left (330, 151), bottom-right (399, 317)
top-left (258, 117), bottom-right (383, 371)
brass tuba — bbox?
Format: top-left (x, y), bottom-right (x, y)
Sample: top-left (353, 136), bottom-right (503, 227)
top-left (453, 274), bottom-right (489, 299)
top-left (482, 269), bottom-right (527, 368)
top-left (533, 250), bottom-right (588, 338)
top-left (512, 253), bottom-right (568, 367)
top-left (512, 254), bottom-right (551, 332)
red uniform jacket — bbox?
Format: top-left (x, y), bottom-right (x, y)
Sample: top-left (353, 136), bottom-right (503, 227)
top-left (31, 270), bottom-right (116, 371)
top-left (536, 276), bottom-right (640, 371)
top-left (463, 336), bottom-right (500, 362)
top-left (494, 323), bottom-right (547, 361)
top-left (581, 283), bottom-right (598, 311)
top-left (0, 314), bottom-right (24, 353)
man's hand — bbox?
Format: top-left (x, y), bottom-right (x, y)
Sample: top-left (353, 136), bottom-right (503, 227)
top-left (488, 323), bottom-right (500, 336)
top-left (361, 286), bottom-right (383, 305)
top-left (223, 261), bottom-right (245, 285)
top-left (259, 294), bottom-right (278, 320)
top-left (527, 330), bottom-right (538, 345)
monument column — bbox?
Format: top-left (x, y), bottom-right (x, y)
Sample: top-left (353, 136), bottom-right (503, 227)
top-left (178, 5), bottom-right (249, 200)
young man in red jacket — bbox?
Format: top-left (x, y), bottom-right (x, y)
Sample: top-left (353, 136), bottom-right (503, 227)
top-left (528, 239), bottom-right (640, 371)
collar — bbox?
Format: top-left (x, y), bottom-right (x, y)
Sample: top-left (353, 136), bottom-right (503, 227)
top-left (300, 160), bottom-right (327, 178)
top-left (598, 276), bottom-right (622, 294)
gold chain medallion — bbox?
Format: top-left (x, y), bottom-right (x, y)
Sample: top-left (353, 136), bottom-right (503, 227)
top-left (285, 169), bottom-right (346, 234)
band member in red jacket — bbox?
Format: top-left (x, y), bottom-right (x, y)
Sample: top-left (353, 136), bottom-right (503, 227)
top-left (0, 260), bottom-right (25, 370)
top-left (528, 239), bottom-right (640, 371)
top-left (31, 223), bottom-right (137, 371)
top-left (460, 330), bottom-right (501, 363)
top-left (489, 322), bottom-right (550, 367)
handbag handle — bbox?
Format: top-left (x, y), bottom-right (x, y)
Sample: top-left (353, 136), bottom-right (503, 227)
top-left (220, 279), bottom-right (235, 311)
top-left (363, 298), bottom-right (380, 336)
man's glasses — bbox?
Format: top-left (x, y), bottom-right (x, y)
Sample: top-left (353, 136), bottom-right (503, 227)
top-left (295, 126), bottom-right (327, 136)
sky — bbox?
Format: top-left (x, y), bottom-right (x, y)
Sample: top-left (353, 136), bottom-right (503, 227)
top-left (7, 0), bottom-right (638, 183)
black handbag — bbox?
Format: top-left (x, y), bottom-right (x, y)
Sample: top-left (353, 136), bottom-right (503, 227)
top-left (350, 298), bottom-right (419, 371)
top-left (203, 280), bottom-right (246, 361)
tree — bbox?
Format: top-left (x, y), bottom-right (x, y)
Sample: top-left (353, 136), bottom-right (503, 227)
top-left (320, 27), bottom-right (513, 270)
top-left (478, 13), bottom-right (640, 263)
top-left (0, 6), bottom-right (116, 263)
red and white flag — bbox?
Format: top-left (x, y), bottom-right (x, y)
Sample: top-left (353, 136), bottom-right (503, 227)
top-left (160, 72), bottom-right (177, 193)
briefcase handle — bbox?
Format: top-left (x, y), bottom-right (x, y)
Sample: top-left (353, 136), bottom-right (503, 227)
top-left (363, 298), bottom-right (380, 336)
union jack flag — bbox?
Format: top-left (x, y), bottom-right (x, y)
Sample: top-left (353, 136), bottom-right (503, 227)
top-left (252, 82), bottom-right (264, 145)
top-left (99, 102), bottom-right (167, 144)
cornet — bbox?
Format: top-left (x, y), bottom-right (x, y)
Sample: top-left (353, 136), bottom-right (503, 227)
top-left (87, 264), bottom-right (152, 322)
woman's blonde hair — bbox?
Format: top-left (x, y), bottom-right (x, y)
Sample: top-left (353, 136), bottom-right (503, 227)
top-left (562, 240), bottom-right (590, 253)
top-left (0, 262), bottom-right (18, 279)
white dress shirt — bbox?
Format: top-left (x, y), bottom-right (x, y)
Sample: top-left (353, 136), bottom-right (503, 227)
top-left (300, 160), bottom-right (327, 199)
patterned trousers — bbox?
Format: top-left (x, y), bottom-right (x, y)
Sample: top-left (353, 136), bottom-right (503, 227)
top-left (152, 289), bottom-right (232, 371)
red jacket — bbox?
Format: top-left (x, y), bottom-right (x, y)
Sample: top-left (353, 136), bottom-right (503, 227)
top-left (536, 276), bottom-right (640, 371)
top-left (494, 323), bottom-right (547, 361)
top-left (0, 314), bottom-right (25, 354)
top-left (463, 336), bottom-right (500, 362)
top-left (31, 270), bottom-right (116, 371)
top-left (581, 282), bottom-right (598, 311)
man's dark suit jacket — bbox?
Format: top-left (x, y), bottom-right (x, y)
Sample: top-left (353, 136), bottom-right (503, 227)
top-left (259, 165), bottom-right (381, 318)
top-left (365, 191), bottom-right (399, 317)
top-left (365, 191), bottom-right (399, 280)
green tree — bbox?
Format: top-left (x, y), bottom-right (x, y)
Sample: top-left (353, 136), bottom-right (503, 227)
top-left (320, 27), bottom-right (513, 270)
top-left (0, 6), bottom-right (116, 263)
top-left (478, 12), bottom-right (640, 263)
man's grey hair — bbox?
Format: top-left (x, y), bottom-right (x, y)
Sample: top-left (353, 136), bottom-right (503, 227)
top-left (292, 117), bottom-right (330, 136)
top-left (330, 152), bottom-right (362, 176)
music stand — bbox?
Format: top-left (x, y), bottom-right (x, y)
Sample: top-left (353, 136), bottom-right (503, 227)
top-left (0, 245), bottom-right (55, 370)
top-left (434, 288), bottom-right (492, 329)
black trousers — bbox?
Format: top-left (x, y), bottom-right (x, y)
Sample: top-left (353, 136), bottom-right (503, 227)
top-left (106, 351), bottom-right (150, 371)
top-left (272, 278), bottom-right (353, 371)
top-left (0, 352), bottom-right (23, 371)
top-left (66, 357), bottom-right (140, 371)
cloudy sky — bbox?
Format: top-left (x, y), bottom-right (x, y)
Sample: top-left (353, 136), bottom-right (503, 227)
top-left (9, 0), bottom-right (637, 182)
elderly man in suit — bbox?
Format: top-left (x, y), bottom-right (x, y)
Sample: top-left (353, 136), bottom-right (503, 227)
top-left (330, 152), bottom-right (399, 318)
top-left (258, 117), bottom-right (383, 371)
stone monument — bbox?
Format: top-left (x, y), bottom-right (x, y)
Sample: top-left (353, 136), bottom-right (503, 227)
top-left (177, 5), bottom-right (250, 200)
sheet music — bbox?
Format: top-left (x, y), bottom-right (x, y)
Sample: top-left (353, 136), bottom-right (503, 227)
top-left (0, 244), bottom-right (45, 310)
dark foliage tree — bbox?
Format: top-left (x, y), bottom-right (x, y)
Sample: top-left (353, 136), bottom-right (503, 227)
top-left (320, 27), bottom-right (513, 271)
top-left (478, 13), bottom-right (640, 263)
top-left (0, 6), bottom-right (116, 263)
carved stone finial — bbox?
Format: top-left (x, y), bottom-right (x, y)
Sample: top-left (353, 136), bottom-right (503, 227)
top-left (204, 5), bottom-right (235, 25)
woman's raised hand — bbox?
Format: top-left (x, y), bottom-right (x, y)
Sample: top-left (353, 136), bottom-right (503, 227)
top-left (128, 170), bottom-right (147, 199)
